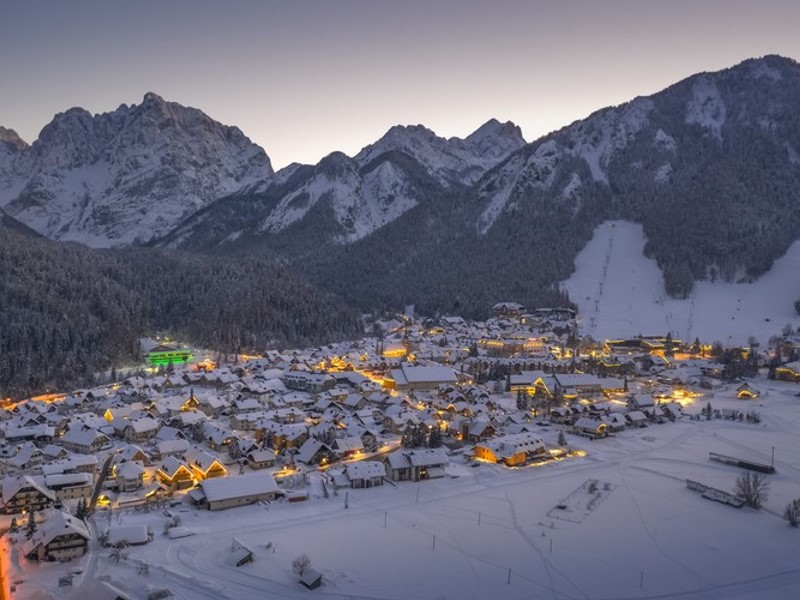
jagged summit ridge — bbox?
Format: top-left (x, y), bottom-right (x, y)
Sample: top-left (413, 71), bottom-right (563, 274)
top-left (0, 93), bottom-right (273, 247)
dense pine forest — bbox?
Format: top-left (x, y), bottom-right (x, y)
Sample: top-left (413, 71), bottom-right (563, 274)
top-left (0, 223), bottom-right (360, 398)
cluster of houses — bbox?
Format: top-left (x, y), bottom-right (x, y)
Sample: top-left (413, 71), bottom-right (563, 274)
top-left (3, 310), bottom-right (788, 566)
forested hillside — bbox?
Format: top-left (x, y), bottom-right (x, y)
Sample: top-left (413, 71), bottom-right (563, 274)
top-left (0, 220), bottom-right (359, 397)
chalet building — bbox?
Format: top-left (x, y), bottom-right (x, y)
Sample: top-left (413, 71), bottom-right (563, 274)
top-left (384, 364), bottom-right (459, 393)
top-left (246, 449), bottom-right (278, 470)
top-left (775, 361), bottom-right (800, 382)
top-left (156, 457), bottom-right (195, 490)
top-left (625, 411), bottom-right (648, 428)
top-left (491, 302), bottom-right (526, 319)
top-left (331, 436), bottom-right (364, 458)
top-left (196, 394), bottom-right (229, 418)
top-left (60, 427), bottom-right (112, 454)
top-left (461, 420), bottom-right (496, 444)
top-left (153, 439), bottom-right (191, 460)
top-left (3, 425), bottom-right (55, 446)
top-left (41, 455), bottom-right (98, 477)
top-left (22, 511), bottom-right (91, 562)
top-left (191, 472), bottom-right (280, 511)
top-left (553, 374), bottom-right (603, 398)
top-left (295, 439), bottom-right (332, 466)
top-left (1, 475), bottom-right (56, 514)
top-left (115, 461), bottom-right (146, 492)
top-left (5, 442), bottom-right (44, 473)
top-left (120, 417), bottom-right (160, 443)
top-left (572, 418), bottom-right (608, 438)
top-left (599, 412), bottom-right (628, 432)
top-left (341, 461), bottom-right (386, 488)
top-left (384, 448), bottom-right (449, 482)
top-left (44, 473), bottom-right (93, 501)
top-left (282, 371), bottom-right (336, 394)
top-left (736, 382), bottom-right (760, 399)
top-left (184, 449), bottom-right (227, 481)
top-left (473, 433), bottom-right (545, 467)
top-left (114, 444), bottom-right (151, 466)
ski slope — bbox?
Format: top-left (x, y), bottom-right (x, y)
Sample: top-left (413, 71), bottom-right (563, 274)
top-left (563, 221), bottom-right (800, 345)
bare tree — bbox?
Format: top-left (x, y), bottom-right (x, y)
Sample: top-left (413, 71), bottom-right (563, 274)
top-left (734, 471), bottom-right (770, 509)
top-left (292, 553), bottom-right (312, 578)
top-left (784, 499), bottom-right (800, 527)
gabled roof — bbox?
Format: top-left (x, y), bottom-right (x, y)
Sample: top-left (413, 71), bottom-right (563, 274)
top-left (2, 475), bottom-right (55, 504)
top-left (199, 472), bottom-right (278, 503)
top-left (22, 511), bottom-right (90, 556)
top-left (344, 461), bottom-right (386, 480)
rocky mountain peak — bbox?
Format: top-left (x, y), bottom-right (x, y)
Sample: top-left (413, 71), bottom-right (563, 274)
top-left (0, 93), bottom-right (273, 246)
top-left (0, 127), bottom-right (29, 151)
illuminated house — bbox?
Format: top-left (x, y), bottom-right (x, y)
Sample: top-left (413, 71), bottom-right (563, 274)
top-left (184, 449), bottom-right (227, 481)
top-left (147, 344), bottom-right (193, 367)
top-left (736, 382), bottom-right (760, 399)
top-left (22, 511), bottom-right (91, 562)
top-left (156, 456), bottom-right (195, 490)
top-left (775, 361), bottom-right (800, 382)
top-left (473, 432), bottom-right (545, 466)
top-left (572, 418), bottom-right (608, 438)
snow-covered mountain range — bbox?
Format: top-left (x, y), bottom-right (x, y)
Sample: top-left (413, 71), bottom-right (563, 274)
top-left (3, 55), bottom-right (800, 323)
top-left (0, 93), bottom-right (273, 246)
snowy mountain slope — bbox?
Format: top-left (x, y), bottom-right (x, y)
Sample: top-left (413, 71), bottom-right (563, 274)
top-left (0, 93), bottom-right (273, 246)
top-left (260, 152), bottom-right (429, 243)
top-left (354, 119), bottom-right (525, 188)
top-left (563, 221), bottom-right (800, 345)
top-left (167, 118), bottom-right (523, 248)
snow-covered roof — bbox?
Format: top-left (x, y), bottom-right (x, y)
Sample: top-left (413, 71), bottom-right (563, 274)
top-left (22, 511), bottom-right (91, 557)
top-left (198, 472), bottom-right (279, 503)
top-left (344, 461), bottom-right (386, 480)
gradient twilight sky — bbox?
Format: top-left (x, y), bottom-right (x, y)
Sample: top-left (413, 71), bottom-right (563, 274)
top-left (2, 1), bottom-right (800, 169)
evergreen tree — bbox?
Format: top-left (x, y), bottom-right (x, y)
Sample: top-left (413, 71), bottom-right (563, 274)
top-left (428, 426), bottom-right (442, 448)
top-left (25, 511), bottom-right (37, 539)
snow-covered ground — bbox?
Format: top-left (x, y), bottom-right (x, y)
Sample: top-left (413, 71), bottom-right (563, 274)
top-left (9, 378), bottom-right (800, 600)
top-left (563, 220), bottom-right (800, 345)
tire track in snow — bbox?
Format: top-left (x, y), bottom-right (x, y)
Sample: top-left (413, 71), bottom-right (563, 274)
top-left (618, 467), bottom-right (714, 587)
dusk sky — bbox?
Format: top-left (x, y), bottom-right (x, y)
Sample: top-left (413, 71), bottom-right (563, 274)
top-left (3, 1), bottom-right (800, 169)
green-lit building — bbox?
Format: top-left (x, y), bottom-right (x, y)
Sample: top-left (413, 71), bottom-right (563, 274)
top-left (148, 344), bottom-right (193, 367)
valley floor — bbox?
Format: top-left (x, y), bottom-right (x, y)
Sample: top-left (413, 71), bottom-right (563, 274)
top-left (10, 379), bottom-right (800, 600)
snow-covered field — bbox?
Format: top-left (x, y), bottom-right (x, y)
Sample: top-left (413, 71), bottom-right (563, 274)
top-left (563, 220), bottom-right (800, 346)
top-left (9, 379), bottom-right (800, 600)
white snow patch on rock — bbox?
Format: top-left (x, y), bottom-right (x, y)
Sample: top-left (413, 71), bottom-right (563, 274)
top-left (654, 129), bottom-right (677, 153)
top-left (654, 163), bottom-right (672, 183)
top-left (685, 77), bottom-right (727, 140)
